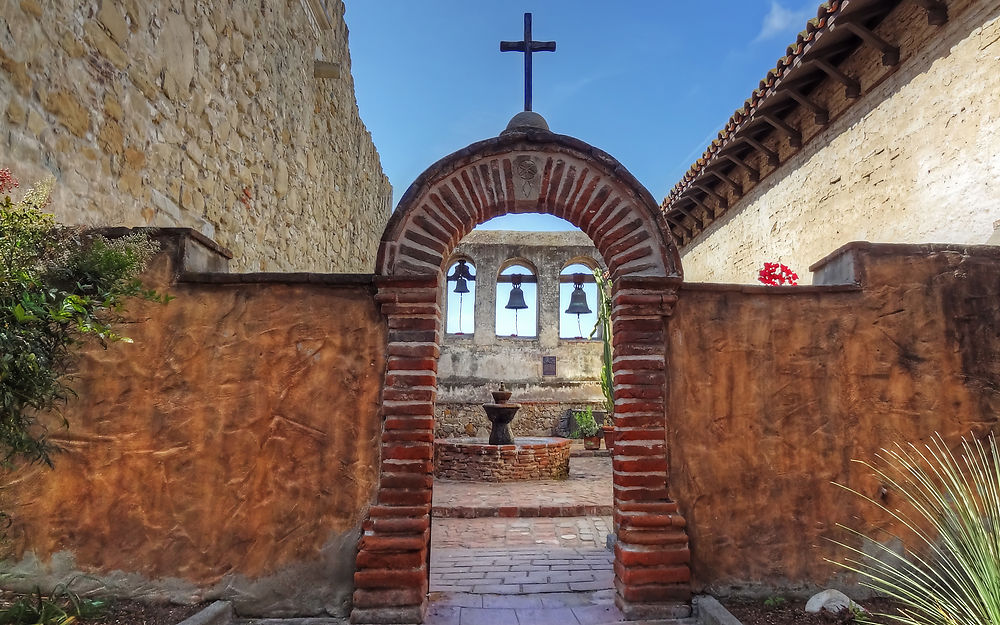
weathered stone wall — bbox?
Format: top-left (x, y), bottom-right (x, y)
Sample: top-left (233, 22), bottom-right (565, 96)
top-left (0, 232), bottom-right (386, 617)
top-left (435, 400), bottom-right (606, 439)
top-left (666, 243), bottom-right (1000, 596)
top-left (679, 3), bottom-right (1000, 284)
top-left (0, 0), bottom-right (390, 272)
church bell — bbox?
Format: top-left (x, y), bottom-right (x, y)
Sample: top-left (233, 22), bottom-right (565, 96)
top-left (505, 275), bottom-right (528, 310)
top-left (565, 274), bottom-right (591, 315)
top-left (448, 259), bottom-right (474, 293)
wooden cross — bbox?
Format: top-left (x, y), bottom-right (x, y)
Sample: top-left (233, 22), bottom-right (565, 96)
top-left (500, 13), bottom-right (556, 112)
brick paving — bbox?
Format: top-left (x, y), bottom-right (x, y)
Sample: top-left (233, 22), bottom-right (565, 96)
top-left (419, 454), bottom-right (670, 624)
top-left (433, 456), bottom-right (612, 518)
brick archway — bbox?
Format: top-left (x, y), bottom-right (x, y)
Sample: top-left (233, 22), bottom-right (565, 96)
top-left (352, 127), bottom-right (692, 623)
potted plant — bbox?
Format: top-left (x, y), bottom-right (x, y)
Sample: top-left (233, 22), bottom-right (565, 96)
top-left (590, 269), bottom-right (615, 451)
top-left (573, 406), bottom-right (602, 450)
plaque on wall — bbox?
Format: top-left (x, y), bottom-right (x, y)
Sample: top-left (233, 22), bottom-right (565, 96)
top-left (542, 356), bottom-right (556, 376)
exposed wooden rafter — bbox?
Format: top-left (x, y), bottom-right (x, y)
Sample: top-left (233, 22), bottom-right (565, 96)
top-left (840, 19), bottom-right (900, 66)
top-left (758, 113), bottom-right (802, 148)
top-left (739, 136), bottom-right (779, 167)
top-left (810, 58), bottom-right (861, 98)
top-left (708, 169), bottom-right (742, 193)
top-left (781, 87), bottom-right (829, 125)
top-left (693, 183), bottom-right (728, 210)
top-left (911, 0), bottom-right (948, 25)
top-left (723, 154), bottom-right (760, 182)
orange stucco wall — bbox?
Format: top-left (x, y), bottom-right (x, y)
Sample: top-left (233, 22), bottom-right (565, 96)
top-left (666, 244), bottom-right (1000, 596)
top-left (1, 236), bottom-right (386, 616)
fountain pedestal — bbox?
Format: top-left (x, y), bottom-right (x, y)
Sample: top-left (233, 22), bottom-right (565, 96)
top-left (483, 383), bottom-right (519, 445)
top-left (433, 382), bottom-right (571, 481)
top-left (483, 403), bottom-right (519, 445)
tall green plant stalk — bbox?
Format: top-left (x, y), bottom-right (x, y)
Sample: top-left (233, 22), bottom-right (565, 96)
top-left (589, 269), bottom-right (613, 415)
top-left (831, 433), bottom-right (1000, 625)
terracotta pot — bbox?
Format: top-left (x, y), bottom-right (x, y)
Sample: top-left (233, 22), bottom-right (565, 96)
top-left (602, 425), bottom-right (615, 451)
top-left (583, 436), bottom-right (602, 450)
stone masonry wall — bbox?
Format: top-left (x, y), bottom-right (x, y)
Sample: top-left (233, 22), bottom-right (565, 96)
top-left (435, 400), bottom-right (606, 439)
top-left (667, 243), bottom-right (1000, 596)
top-left (679, 3), bottom-right (1000, 283)
top-left (0, 0), bottom-right (390, 272)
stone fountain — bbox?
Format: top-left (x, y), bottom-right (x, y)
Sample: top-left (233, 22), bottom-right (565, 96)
top-left (433, 383), bottom-right (571, 481)
top-left (482, 382), bottom-right (519, 445)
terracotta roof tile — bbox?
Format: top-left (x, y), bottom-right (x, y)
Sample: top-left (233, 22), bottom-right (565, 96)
top-left (663, 0), bottom-right (843, 208)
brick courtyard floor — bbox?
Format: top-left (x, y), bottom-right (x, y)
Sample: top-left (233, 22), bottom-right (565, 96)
top-left (422, 455), bottom-right (638, 624)
top-left (432, 455), bottom-right (613, 518)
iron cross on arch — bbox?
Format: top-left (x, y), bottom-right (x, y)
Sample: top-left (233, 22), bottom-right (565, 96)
top-left (500, 13), bottom-right (556, 112)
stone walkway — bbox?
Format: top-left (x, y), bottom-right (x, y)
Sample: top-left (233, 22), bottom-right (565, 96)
top-left (433, 456), bottom-right (612, 518)
top-left (421, 455), bottom-right (630, 624)
top-left (425, 588), bottom-right (623, 625)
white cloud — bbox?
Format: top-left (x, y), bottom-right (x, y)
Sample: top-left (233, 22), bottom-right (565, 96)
top-left (754, 1), bottom-right (812, 43)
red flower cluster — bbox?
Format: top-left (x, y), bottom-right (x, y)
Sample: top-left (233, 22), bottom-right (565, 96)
top-left (0, 168), bottom-right (18, 194)
top-left (758, 262), bottom-right (799, 286)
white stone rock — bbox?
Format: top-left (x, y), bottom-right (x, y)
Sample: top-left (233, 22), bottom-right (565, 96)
top-left (805, 589), bottom-right (864, 614)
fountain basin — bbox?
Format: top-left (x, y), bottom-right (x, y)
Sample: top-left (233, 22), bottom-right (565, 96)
top-left (434, 437), bottom-right (571, 482)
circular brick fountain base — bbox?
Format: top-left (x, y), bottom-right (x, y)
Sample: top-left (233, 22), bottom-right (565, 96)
top-left (434, 437), bottom-right (571, 481)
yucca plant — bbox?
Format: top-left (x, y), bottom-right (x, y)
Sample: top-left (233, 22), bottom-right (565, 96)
top-left (831, 432), bottom-right (1000, 625)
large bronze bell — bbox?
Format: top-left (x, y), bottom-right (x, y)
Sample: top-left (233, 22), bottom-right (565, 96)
top-left (505, 274), bottom-right (528, 310)
top-left (448, 259), bottom-right (475, 294)
top-left (565, 273), bottom-right (591, 314)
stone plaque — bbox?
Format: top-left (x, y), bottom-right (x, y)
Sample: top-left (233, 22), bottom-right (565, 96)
top-left (542, 356), bottom-right (556, 376)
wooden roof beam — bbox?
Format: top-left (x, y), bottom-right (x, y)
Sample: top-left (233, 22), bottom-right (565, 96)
top-left (841, 20), bottom-right (900, 66)
top-left (758, 113), bottom-right (802, 148)
top-left (723, 153), bottom-right (760, 183)
top-left (664, 211), bottom-right (695, 238)
top-left (781, 87), bottom-right (829, 125)
top-left (910, 0), bottom-right (947, 25)
top-left (672, 203), bottom-right (705, 230)
top-left (811, 58), bottom-right (861, 99)
top-left (707, 169), bottom-right (741, 194)
top-left (738, 136), bottom-right (779, 167)
top-left (688, 194), bottom-right (720, 222)
top-left (693, 183), bottom-right (729, 210)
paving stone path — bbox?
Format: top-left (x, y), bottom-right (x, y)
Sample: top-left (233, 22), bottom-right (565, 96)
top-left (419, 455), bottom-right (660, 624)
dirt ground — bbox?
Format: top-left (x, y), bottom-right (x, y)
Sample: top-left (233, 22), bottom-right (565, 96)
top-left (723, 597), bottom-right (902, 625)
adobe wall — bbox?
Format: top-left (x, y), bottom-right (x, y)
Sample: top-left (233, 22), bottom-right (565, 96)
top-left (680, 3), bottom-right (1000, 283)
top-left (0, 232), bottom-right (386, 617)
top-left (0, 0), bottom-right (390, 272)
top-left (666, 243), bottom-right (1000, 595)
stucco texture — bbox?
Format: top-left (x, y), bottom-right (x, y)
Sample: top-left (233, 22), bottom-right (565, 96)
top-left (0, 250), bottom-right (386, 615)
top-left (666, 245), bottom-right (1000, 595)
top-left (680, 3), bottom-right (1000, 284)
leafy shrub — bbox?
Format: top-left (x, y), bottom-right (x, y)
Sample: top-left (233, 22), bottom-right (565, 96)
top-left (0, 578), bottom-right (107, 625)
top-left (0, 169), bottom-right (166, 470)
top-left (573, 405), bottom-right (600, 438)
top-left (832, 433), bottom-right (1000, 625)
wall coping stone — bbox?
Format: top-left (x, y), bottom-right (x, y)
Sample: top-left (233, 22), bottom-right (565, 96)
top-left (180, 272), bottom-right (376, 287)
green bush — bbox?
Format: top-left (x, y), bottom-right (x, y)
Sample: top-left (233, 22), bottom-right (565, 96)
top-left (832, 433), bottom-right (1000, 625)
top-left (0, 169), bottom-right (166, 470)
top-left (573, 405), bottom-right (600, 438)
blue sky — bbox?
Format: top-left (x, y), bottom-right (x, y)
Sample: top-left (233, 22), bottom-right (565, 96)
top-left (343, 1), bottom-right (819, 230)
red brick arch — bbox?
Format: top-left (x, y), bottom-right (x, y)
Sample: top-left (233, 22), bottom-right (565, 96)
top-left (352, 129), bottom-right (692, 624)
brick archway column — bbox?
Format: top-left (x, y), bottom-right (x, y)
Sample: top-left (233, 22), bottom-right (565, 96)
top-left (352, 275), bottom-right (441, 625)
top-left (611, 276), bottom-right (692, 621)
